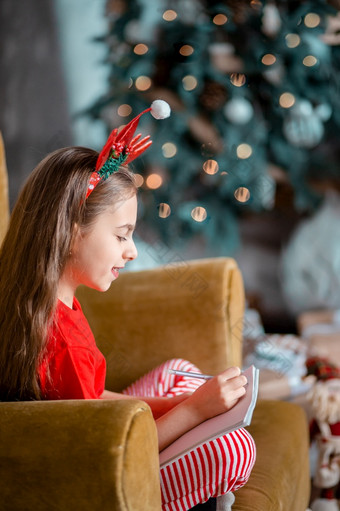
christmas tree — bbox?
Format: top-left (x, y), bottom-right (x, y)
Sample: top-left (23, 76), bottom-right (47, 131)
top-left (89, 0), bottom-right (340, 254)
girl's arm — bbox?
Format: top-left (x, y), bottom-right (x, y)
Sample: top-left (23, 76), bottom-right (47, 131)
top-left (100, 389), bottom-right (191, 419)
top-left (102, 367), bottom-right (247, 452)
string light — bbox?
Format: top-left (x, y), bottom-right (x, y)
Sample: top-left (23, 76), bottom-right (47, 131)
top-left (182, 75), bottom-right (198, 91)
top-left (162, 142), bottom-right (177, 158)
top-left (135, 76), bottom-right (152, 91)
top-left (303, 55), bottom-right (318, 67)
top-left (117, 104), bottom-right (132, 117)
top-left (158, 203), bottom-right (171, 218)
top-left (213, 14), bottom-right (228, 25)
top-left (134, 174), bottom-right (144, 187)
top-left (134, 43), bottom-right (149, 55)
top-left (179, 45), bottom-right (194, 57)
top-left (230, 73), bottom-right (246, 87)
top-left (304, 13), bottom-right (321, 28)
top-left (236, 143), bottom-right (252, 159)
top-left (234, 187), bottom-right (250, 202)
top-left (203, 159), bottom-right (219, 174)
top-left (261, 54), bottom-right (276, 66)
top-left (163, 10), bottom-right (177, 22)
top-left (146, 174), bottom-right (163, 189)
top-left (279, 92), bottom-right (295, 108)
top-left (191, 207), bottom-right (207, 222)
top-left (285, 33), bottom-right (301, 48)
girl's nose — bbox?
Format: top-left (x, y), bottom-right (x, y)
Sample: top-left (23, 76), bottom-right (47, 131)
top-left (124, 239), bottom-right (138, 261)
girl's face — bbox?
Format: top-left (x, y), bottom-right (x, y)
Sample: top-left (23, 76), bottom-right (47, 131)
top-left (58, 195), bottom-right (138, 305)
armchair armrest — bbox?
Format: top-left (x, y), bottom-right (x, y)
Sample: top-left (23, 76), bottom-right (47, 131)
top-left (0, 399), bottom-right (161, 511)
top-left (77, 257), bottom-right (245, 391)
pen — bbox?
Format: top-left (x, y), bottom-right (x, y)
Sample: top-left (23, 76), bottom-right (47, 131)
top-left (168, 369), bottom-right (213, 380)
top-left (168, 368), bottom-right (249, 386)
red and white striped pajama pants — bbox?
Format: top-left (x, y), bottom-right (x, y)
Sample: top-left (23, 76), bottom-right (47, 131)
top-left (123, 358), bottom-right (256, 511)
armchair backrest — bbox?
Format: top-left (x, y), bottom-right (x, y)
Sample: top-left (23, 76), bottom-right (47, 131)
top-left (77, 257), bottom-right (245, 392)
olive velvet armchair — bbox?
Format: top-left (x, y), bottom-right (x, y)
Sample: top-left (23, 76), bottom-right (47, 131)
top-left (0, 134), bottom-right (310, 511)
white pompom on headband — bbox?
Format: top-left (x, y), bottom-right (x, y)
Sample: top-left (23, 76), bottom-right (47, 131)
top-left (85, 100), bottom-right (171, 199)
top-left (150, 100), bottom-right (171, 120)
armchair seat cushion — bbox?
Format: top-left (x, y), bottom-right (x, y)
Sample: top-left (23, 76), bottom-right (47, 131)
top-left (234, 400), bottom-right (310, 511)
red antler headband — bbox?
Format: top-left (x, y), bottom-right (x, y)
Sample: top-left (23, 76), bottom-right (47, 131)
top-left (86, 100), bottom-right (171, 199)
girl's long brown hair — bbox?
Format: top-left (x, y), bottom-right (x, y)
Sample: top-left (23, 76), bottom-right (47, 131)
top-left (0, 146), bottom-right (137, 401)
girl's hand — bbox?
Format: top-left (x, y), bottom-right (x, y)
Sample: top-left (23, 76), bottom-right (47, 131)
top-left (185, 366), bottom-right (247, 423)
top-left (155, 367), bottom-right (246, 451)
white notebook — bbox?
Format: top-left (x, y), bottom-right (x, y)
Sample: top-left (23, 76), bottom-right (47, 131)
top-left (159, 365), bottom-right (259, 468)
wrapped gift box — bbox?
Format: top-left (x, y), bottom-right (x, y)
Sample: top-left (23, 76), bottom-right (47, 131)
top-left (244, 333), bottom-right (314, 400)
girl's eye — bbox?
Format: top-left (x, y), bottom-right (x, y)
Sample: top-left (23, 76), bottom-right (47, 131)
top-left (116, 236), bottom-right (127, 242)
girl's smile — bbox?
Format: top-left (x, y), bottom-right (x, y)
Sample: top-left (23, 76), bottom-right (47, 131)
top-left (111, 267), bottom-right (123, 278)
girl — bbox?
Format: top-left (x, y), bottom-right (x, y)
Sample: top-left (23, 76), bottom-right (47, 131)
top-left (0, 102), bottom-right (255, 511)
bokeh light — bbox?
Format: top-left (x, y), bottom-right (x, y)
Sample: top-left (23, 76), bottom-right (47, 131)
top-left (203, 159), bottom-right (219, 174)
top-left (237, 143), bottom-right (252, 159)
top-left (135, 76), bottom-right (152, 91)
top-left (230, 73), bottom-right (246, 87)
top-left (179, 45), bottom-right (194, 56)
top-left (261, 54), bottom-right (276, 66)
top-left (158, 203), bottom-right (171, 218)
top-left (279, 92), bottom-right (295, 108)
top-left (234, 187), bottom-right (250, 202)
top-left (134, 43), bottom-right (148, 55)
top-left (191, 207), bottom-right (207, 222)
top-left (304, 13), bottom-right (321, 28)
top-left (146, 174), bottom-right (163, 189)
top-left (303, 55), bottom-right (318, 67)
top-left (117, 104), bottom-right (132, 117)
top-left (213, 14), bottom-right (228, 25)
top-left (182, 75), bottom-right (198, 91)
top-left (285, 33), bottom-right (301, 48)
top-left (163, 10), bottom-right (177, 22)
top-left (162, 142), bottom-right (177, 158)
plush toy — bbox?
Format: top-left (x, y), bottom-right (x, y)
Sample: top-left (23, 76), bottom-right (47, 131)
top-left (306, 357), bottom-right (340, 511)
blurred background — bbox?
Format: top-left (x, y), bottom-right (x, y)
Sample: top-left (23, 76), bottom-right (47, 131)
top-left (1, 0), bottom-right (340, 333)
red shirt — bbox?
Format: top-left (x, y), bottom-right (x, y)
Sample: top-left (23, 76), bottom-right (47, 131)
top-left (39, 298), bottom-right (106, 399)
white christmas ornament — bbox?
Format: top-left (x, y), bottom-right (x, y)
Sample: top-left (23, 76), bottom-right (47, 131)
top-left (283, 100), bottom-right (324, 148)
top-left (315, 103), bottom-right (332, 122)
top-left (291, 100), bottom-right (313, 117)
top-left (224, 98), bottom-right (254, 125)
